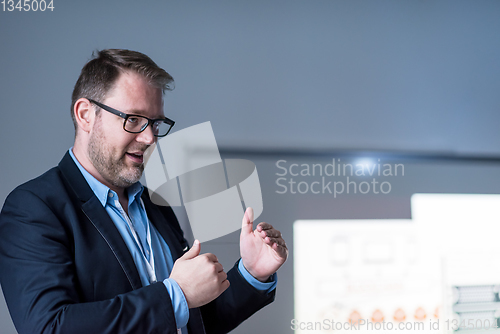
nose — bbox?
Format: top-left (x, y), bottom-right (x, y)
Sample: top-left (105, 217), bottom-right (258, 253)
top-left (136, 123), bottom-right (156, 145)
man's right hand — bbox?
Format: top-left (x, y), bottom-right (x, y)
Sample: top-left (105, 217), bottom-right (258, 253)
top-left (169, 240), bottom-right (230, 308)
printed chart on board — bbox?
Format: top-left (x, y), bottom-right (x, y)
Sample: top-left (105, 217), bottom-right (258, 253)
top-left (294, 194), bottom-right (500, 333)
top-left (294, 220), bottom-right (442, 333)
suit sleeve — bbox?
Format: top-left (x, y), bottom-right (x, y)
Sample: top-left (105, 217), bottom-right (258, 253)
top-left (0, 188), bottom-right (178, 334)
top-left (152, 195), bottom-right (277, 334)
top-left (200, 260), bottom-right (276, 334)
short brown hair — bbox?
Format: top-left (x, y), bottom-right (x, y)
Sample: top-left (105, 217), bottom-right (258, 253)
top-left (71, 49), bottom-right (174, 129)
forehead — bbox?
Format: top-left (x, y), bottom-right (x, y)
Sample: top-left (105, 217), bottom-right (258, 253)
top-left (104, 71), bottom-right (164, 117)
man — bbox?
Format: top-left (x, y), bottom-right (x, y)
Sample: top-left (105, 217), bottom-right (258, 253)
top-left (0, 49), bottom-right (287, 334)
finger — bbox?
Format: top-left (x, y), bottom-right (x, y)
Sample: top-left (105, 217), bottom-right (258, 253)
top-left (218, 270), bottom-right (227, 282)
top-left (258, 228), bottom-right (282, 238)
top-left (258, 229), bottom-right (283, 242)
top-left (240, 207), bottom-right (254, 236)
top-left (214, 262), bottom-right (224, 273)
top-left (264, 236), bottom-right (287, 247)
top-left (268, 239), bottom-right (288, 252)
top-left (274, 243), bottom-right (289, 258)
top-left (181, 240), bottom-right (200, 260)
top-left (256, 222), bottom-right (274, 231)
top-left (203, 253), bottom-right (219, 263)
top-left (220, 278), bottom-right (230, 292)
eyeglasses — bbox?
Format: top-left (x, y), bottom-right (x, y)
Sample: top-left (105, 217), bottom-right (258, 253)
top-left (88, 99), bottom-right (175, 137)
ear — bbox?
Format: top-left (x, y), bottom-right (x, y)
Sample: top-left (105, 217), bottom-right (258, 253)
top-left (73, 98), bottom-right (95, 133)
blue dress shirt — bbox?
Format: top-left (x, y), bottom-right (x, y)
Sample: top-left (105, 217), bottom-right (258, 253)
top-left (69, 149), bottom-right (276, 331)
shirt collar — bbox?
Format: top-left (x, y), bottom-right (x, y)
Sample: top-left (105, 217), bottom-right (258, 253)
top-left (69, 148), bottom-right (144, 207)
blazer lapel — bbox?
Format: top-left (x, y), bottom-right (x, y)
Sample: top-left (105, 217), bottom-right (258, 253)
top-left (81, 198), bottom-right (143, 290)
top-left (58, 151), bottom-right (143, 290)
top-left (59, 151), bottom-right (207, 333)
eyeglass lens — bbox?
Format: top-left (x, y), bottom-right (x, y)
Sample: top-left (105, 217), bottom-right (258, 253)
top-left (124, 116), bottom-right (171, 136)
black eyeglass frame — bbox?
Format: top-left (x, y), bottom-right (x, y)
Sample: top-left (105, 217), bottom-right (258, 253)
top-left (88, 98), bottom-right (175, 137)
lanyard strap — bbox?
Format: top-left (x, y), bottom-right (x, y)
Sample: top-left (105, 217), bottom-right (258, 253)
top-left (118, 199), bottom-right (182, 333)
top-left (118, 199), bottom-right (157, 284)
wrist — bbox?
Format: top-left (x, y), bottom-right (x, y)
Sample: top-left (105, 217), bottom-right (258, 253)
top-left (241, 260), bottom-right (271, 283)
top-left (163, 278), bottom-right (190, 327)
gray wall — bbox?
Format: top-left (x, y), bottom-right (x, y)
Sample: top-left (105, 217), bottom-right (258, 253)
top-left (1, 1), bottom-right (500, 333)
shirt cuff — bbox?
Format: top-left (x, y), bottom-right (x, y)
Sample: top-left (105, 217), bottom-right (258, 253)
top-left (163, 278), bottom-right (189, 328)
top-left (238, 259), bottom-right (278, 293)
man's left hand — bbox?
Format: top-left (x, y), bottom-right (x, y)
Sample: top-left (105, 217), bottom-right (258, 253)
top-left (240, 207), bottom-right (288, 282)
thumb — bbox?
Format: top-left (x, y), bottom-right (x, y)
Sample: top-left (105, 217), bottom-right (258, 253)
top-left (241, 207), bottom-right (254, 236)
top-left (181, 240), bottom-right (200, 260)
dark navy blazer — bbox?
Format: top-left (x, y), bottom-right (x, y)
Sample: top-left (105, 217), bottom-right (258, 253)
top-left (0, 152), bottom-right (275, 334)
